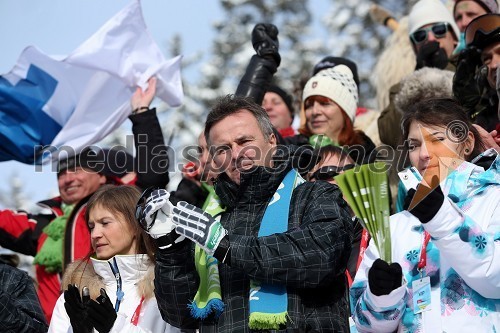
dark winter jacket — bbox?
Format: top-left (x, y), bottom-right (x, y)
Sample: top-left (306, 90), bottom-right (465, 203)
top-left (0, 261), bottom-right (48, 333)
top-left (155, 148), bottom-right (353, 332)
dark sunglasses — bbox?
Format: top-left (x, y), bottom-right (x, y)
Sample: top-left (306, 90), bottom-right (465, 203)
top-left (411, 23), bottom-right (449, 44)
top-left (135, 187), bottom-right (159, 232)
top-left (310, 164), bottom-right (355, 181)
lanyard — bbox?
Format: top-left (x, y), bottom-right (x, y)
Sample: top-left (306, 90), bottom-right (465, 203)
top-left (356, 228), bottom-right (370, 271)
top-left (130, 296), bottom-right (145, 326)
top-left (418, 231), bottom-right (431, 275)
top-left (108, 258), bottom-right (124, 312)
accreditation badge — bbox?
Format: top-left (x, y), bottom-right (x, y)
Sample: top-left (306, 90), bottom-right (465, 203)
top-left (412, 276), bottom-right (432, 314)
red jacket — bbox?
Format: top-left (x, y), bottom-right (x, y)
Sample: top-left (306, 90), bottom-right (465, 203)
top-left (0, 195), bottom-right (92, 322)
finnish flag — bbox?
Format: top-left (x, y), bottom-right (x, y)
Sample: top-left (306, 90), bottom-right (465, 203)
top-left (0, 0), bottom-right (183, 164)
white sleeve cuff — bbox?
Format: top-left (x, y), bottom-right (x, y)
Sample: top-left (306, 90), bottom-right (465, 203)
top-left (366, 283), bottom-right (407, 310)
top-left (423, 198), bottom-right (464, 239)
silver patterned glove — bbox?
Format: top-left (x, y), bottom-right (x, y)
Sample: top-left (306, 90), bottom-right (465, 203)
top-left (172, 201), bottom-right (227, 255)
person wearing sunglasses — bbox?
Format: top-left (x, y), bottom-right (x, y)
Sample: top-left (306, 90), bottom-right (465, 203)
top-left (379, 0), bottom-right (460, 150)
top-left (409, 0), bottom-right (460, 70)
top-left (307, 147), bottom-right (356, 183)
top-left (453, 13), bottom-right (500, 135)
top-left (307, 145), bottom-right (366, 290)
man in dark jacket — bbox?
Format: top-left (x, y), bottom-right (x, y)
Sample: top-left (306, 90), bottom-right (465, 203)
top-left (146, 95), bottom-right (353, 332)
top-left (0, 258), bottom-right (48, 333)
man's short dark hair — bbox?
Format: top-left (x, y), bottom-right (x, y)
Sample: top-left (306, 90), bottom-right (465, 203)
top-left (204, 94), bottom-right (275, 145)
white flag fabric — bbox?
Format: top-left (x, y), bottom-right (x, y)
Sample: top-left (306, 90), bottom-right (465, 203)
top-left (0, 0), bottom-right (183, 164)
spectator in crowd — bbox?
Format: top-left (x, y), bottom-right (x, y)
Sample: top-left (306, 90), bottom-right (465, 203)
top-left (262, 85), bottom-right (296, 138)
top-left (454, 13), bottom-right (500, 132)
top-left (0, 78), bottom-right (169, 322)
top-left (311, 56), bottom-right (381, 146)
top-left (391, 67), bottom-right (456, 212)
top-left (378, 0), bottom-right (460, 150)
top-left (307, 145), bottom-right (366, 286)
top-left (0, 257), bottom-right (48, 332)
top-left (144, 95), bottom-right (353, 332)
top-left (300, 64), bottom-right (376, 164)
top-left (351, 98), bottom-right (499, 332)
top-left (48, 185), bottom-right (183, 333)
top-left (453, 0), bottom-right (498, 53)
top-left (169, 131), bottom-right (217, 208)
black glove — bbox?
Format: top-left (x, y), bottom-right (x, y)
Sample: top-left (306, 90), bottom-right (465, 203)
top-left (404, 176), bottom-right (444, 223)
top-left (415, 41), bottom-right (449, 70)
top-left (235, 23), bottom-right (281, 103)
top-left (368, 259), bottom-right (403, 296)
top-left (453, 46), bottom-right (484, 111)
top-left (64, 285), bottom-right (93, 333)
top-left (87, 288), bottom-right (117, 333)
top-left (251, 23), bottom-right (281, 66)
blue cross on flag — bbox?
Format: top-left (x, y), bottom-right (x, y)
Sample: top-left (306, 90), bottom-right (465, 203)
top-left (0, 0), bottom-right (183, 164)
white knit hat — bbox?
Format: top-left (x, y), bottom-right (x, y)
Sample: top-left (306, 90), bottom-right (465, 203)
top-left (409, 0), bottom-right (460, 41)
top-left (302, 65), bottom-right (358, 122)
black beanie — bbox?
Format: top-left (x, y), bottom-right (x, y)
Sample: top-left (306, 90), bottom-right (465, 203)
top-left (57, 147), bottom-right (134, 178)
top-left (57, 148), bottom-right (103, 176)
top-left (267, 85), bottom-right (295, 119)
top-left (312, 56), bottom-right (360, 89)
top-left (97, 148), bottom-right (134, 179)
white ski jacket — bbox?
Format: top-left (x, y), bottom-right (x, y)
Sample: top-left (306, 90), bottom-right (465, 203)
top-left (48, 254), bottom-right (181, 333)
top-left (351, 153), bottom-right (500, 332)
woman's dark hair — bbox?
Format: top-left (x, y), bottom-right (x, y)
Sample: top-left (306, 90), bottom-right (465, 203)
top-left (401, 97), bottom-right (485, 161)
top-left (85, 185), bottom-right (155, 262)
top-left (314, 145), bottom-right (354, 167)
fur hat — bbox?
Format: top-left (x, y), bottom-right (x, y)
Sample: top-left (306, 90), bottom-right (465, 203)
top-left (302, 65), bottom-right (359, 122)
top-left (454, 0), bottom-right (499, 15)
top-left (409, 0), bottom-right (460, 40)
top-left (267, 85), bottom-right (295, 119)
top-left (394, 67), bottom-right (454, 114)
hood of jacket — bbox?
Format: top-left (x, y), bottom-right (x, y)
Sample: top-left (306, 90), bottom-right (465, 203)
top-left (394, 67), bottom-right (454, 114)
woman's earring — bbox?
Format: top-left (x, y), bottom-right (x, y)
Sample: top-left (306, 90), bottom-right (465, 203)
top-left (465, 148), bottom-right (470, 154)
